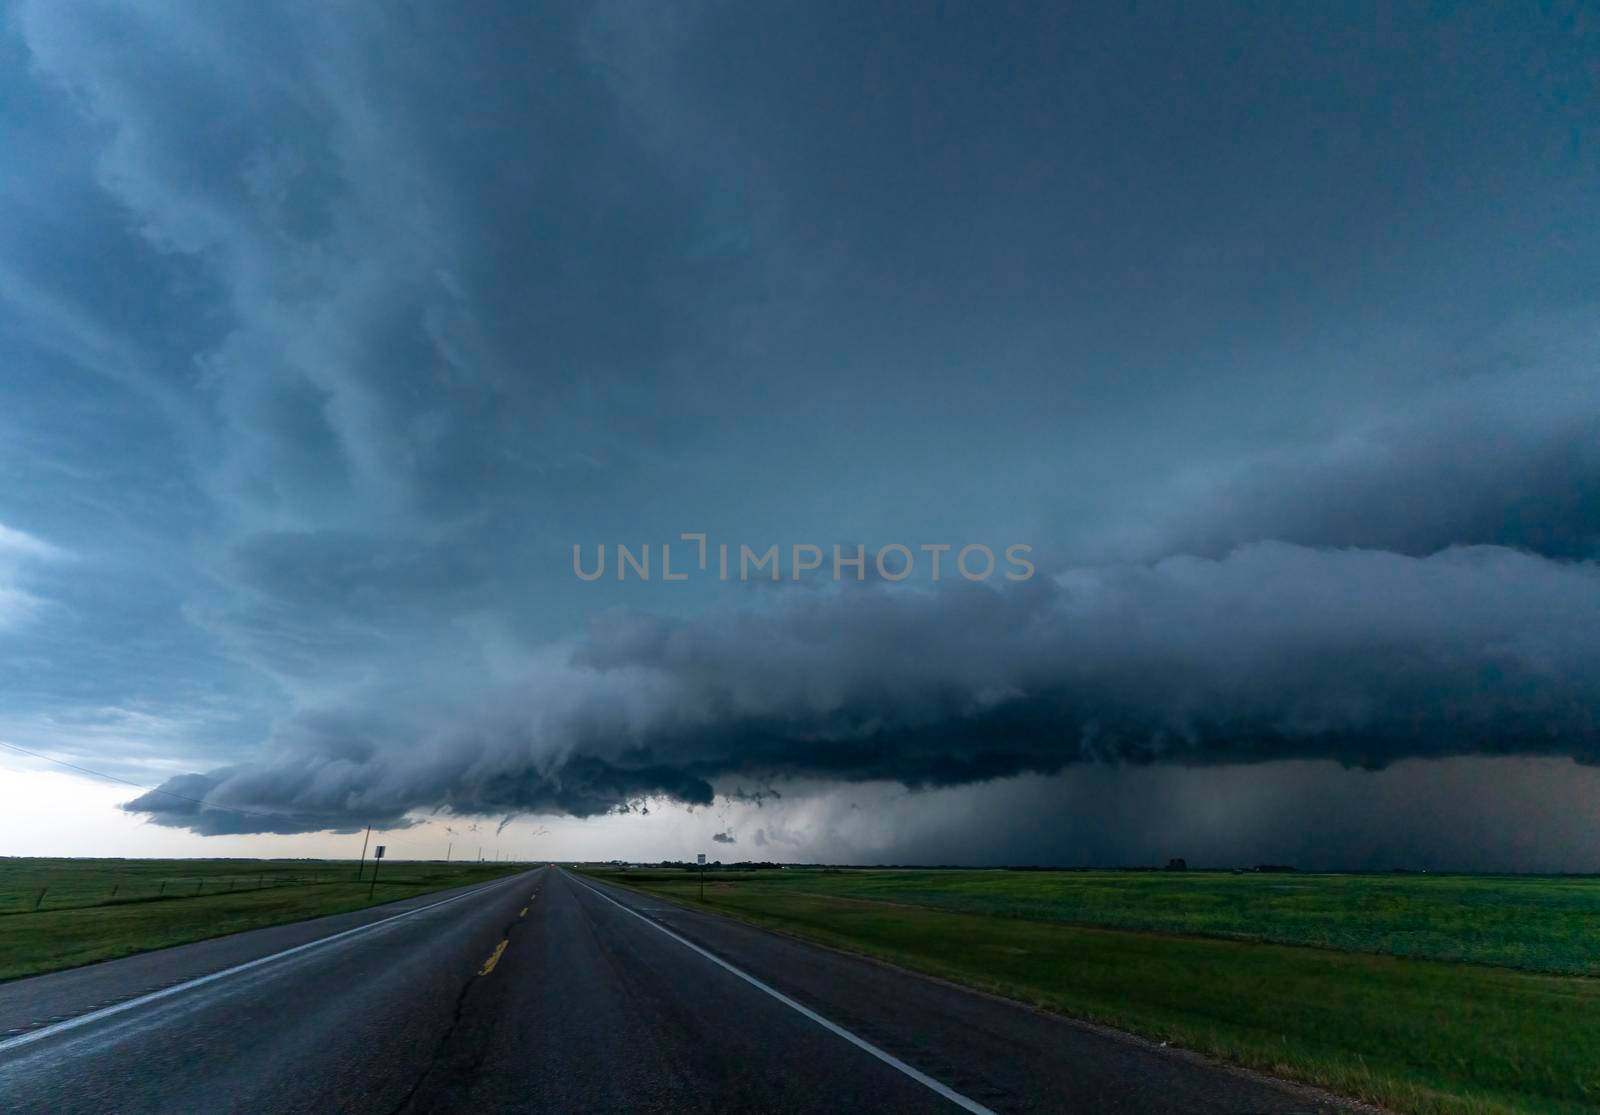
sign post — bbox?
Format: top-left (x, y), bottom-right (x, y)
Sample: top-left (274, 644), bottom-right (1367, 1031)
top-left (697, 852), bottom-right (706, 901)
top-left (368, 845), bottom-right (386, 901)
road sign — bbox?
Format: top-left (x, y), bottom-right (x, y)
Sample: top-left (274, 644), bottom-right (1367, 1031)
top-left (696, 853), bottom-right (705, 865)
top-left (368, 845), bottom-right (386, 899)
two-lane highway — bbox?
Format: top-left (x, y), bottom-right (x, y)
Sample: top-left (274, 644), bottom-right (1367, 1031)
top-left (0, 869), bottom-right (540, 1114)
top-left (0, 867), bottom-right (1343, 1113)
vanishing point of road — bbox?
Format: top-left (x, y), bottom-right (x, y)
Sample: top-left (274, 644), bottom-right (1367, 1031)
top-left (0, 866), bottom-right (1345, 1113)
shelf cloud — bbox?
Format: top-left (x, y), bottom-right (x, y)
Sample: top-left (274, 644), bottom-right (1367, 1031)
top-left (127, 539), bottom-right (1600, 834)
top-left (3, 1), bottom-right (1596, 863)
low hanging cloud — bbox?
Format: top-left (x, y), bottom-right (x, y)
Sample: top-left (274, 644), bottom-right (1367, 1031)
top-left (1147, 338), bottom-right (1600, 562)
top-left (125, 541), bottom-right (1600, 834)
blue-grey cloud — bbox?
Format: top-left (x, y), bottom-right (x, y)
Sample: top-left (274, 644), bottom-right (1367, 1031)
top-left (126, 542), bottom-right (1600, 833)
top-left (1, 2), bottom-right (1596, 862)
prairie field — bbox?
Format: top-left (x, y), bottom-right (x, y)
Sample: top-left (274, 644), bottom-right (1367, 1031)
top-left (585, 867), bottom-right (1600, 1115)
top-left (0, 857), bottom-right (522, 981)
top-left (666, 867), bottom-right (1600, 974)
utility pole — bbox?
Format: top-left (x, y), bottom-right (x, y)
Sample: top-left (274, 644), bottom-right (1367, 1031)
top-left (356, 823), bottom-right (371, 881)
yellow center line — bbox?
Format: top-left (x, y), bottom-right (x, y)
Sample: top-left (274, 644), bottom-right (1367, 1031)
top-left (478, 939), bottom-right (509, 976)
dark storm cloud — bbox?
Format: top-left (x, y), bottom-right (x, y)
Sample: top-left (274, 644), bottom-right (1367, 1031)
top-left (750, 759), bottom-right (1600, 874)
top-left (120, 772), bottom-right (388, 837)
top-left (1147, 336), bottom-right (1600, 561)
top-left (2, 3), bottom-right (1597, 858)
top-left (129, 542), bottom-right (1600, 833)
top-left (574, 545), bottom-right (1600, 773)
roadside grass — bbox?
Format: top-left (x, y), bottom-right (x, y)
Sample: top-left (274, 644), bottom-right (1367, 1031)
top-left (625, 868), bottom-right (1600, 976)
top-left (0, 858), bottom-right (523, 981)
top-left (585, 868), bottom-right (1600, 1115)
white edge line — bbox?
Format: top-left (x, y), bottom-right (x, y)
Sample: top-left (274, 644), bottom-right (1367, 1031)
top-left (565, 870), bottom-right (997, 1115)
top-left (0, 869), bottom-right (535, 1055)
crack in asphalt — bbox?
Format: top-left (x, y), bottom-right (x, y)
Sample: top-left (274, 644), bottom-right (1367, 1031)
top-left (386, 881), bottom-right (537, 1115)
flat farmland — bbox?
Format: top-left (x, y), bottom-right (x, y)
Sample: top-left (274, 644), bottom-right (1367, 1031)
top-left (677, 867), bottom-right (1600, 974)
top-left (0, 857), bottom-right (523, 980)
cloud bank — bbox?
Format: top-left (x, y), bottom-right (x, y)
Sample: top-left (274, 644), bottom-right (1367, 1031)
top-left (127, 540), bottom-right (1600, 833)
top-left (1, 2), bottom-right (1595, 860)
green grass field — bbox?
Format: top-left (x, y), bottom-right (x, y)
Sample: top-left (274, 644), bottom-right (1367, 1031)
top-left (0, 857), bottom-right (523, 981)
top-left (661, 868), bottom-right (1600, 975)
top-left (584, 867), bottom-right (1600, 1115)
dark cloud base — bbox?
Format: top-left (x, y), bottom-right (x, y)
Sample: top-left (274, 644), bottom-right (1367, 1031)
top-left (780, 757), bottom-right (1600, 874)
top-left (127, 543), bottom-right (1600, 836)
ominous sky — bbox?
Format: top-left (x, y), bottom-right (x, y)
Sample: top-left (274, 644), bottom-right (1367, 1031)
top-left (2, 1), bottom-right (1597, 869)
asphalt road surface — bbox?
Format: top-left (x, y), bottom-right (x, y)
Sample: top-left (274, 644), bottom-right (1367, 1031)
top-left (0, 866), bottom-right (1343, 1114)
